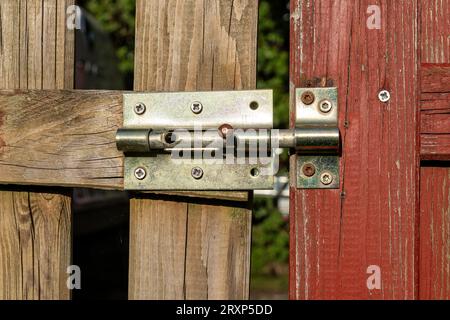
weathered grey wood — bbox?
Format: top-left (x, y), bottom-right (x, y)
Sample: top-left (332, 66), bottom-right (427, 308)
top-left (0, 0), bottom-right (73, 300)
top-left (0, 89), bottom-right (249, 201)
top-left (129, 0), bottom-right (257, 300)
top-left (0, 90), bottom-right (123, 189)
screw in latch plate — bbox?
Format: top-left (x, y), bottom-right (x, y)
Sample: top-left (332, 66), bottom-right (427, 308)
top-left (378, 90), bottom-right (390, 103)
top-left (218, 124), bottom-right (233, 139)
top-left (191, 167), bottom-right (204, 179)
top-left (190, 101), bottom-right (203, 114)
top-left (320, 172), bottom-right (333, 185)
top-left (319, 100), bottom-right (333, 113)
top-left (301, 91), bottom-right (315, 105)
top-left (134, 102), bottom-right (146, 115)
top-left (134, 167), bottom-right (147, 180)
top-left (302, 163), bottom-right (316, 177)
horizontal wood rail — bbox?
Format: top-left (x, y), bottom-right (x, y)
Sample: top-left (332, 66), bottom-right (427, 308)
top-left (420, 64), bottom-right (450, 161)
top-left (0, 89), bottom-right (248, 201)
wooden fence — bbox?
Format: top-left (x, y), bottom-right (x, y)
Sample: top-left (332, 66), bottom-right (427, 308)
top-left (0, 0), bottom-right (256, 300)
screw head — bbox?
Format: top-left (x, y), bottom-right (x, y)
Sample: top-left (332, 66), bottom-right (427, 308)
top-left (319, 100), bottom-right (333, 113)
top-left (302, 163), bottom-right (316, 177)
top-left (378, 90), bottom-right (390, 103)
top-left (320, 172), bottom-right (333, 185)
top-left (134, 102), bottom-right (146, 115)
top-left (218, 124), bottom-right (233, 139)
top-left (134, 167), bottom-right (147, 180)
top-left (190, 101), bottom-right (203, 114)
top-left (191, 167), bottom-right (204, 180)
top-left (301, 91), bottom-right (315, 105)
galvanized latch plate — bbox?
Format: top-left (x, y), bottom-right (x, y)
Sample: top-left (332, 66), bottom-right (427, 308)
top-left (121, 90), bottom-right (275, 190)
top-left (296, 87), bottom-right (340, 189)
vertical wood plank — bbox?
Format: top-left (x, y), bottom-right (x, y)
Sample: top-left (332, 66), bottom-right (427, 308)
top-left (420, 166), bottom-right (450, 299)
top-left (289, 0), bottom-right (419, 299)
top-left (0, 0), bottom-right (74, 299)
top-left (419, 0), bottom-right (450, 299)
top-left (420, 0), bottom-right (449, 64)
top-left (129, 0), bottom-right (257, 299)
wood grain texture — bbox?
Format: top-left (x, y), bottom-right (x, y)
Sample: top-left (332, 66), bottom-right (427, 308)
top-left (420, 0), bottom-right (449, 64)
top-left (421, 64), bottom-right (450, 93)
top-left (290, 0), bottom-right (418, 299)
top-left (0, 90), bottom-right (123, 189)
top-left (420, 65), bottom-right (450, 160)
top-left (0, 88), bottom-right (250, 201)
top-left (128, 0), bottom-right (257, 299)
top-left (419, 0), bottom-right (450, 300)
top-left (420, 166), bottom-right (450, 299)
top-left (0, 0), bottom-right (74, 300)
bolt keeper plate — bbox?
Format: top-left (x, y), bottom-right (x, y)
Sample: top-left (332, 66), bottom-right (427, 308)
top-left (296, 87), bottom-right (340, 189)
top-left (122, 90), bottom-right (275, 190)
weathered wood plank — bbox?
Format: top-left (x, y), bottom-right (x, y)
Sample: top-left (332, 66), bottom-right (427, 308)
top-left (421, 64), bottom-right (450, 93)
top-left (421, 111), bottom-right (450, 134)
top-left (290, 0), bottom-right (418, 299)
top-left (420, 166), bottom-right (450, 299)
top-left (421, 136), bottom-right (450, 161)
top-left (0, 89), bottom-right (249, 201)
top-left (420, 65), bottom-right (450, 160)
top-left (419, 0), bottom-right (450, 299)
top-left (0, 0), bottom-right (74, 300)
top-left (0, 90), bottom-right (123, 189)
top-left (420, 0), bottom-right (449, 64)
top-left (129, 0), bottom-right (256, 300)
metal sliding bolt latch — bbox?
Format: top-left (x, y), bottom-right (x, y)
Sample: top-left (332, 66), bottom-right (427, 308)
top-left (116, 88), bottom-right (341, 190)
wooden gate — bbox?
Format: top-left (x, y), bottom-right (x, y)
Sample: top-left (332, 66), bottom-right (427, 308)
top-left (0, 0), bottom-right (449, 301)
top-left (290, 0), bottom-right (450, 299)
top-left (0, 0), bottom-right (256, 300)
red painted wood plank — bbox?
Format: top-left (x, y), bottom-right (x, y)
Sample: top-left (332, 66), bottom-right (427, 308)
top-left (421, 92), bottom-right (450, 111)
top-left (421, 65), bottom-right (450, 93)
top-left (419, 1), bottom-right (450, 298)
top-left (421, 112), bottom-right (450, 134)
top-left (420, 0), bottom-right (450, 64)
top-left (421, 135), bottom-right (450, 161)
top-left (419, 1), bottom-right (450, 161)
top-left (419, 166), bottom-right (450, 300)
top-left (289, 0), bottom-right (419, 299)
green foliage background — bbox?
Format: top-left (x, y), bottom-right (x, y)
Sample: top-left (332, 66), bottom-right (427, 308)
top-left (80, 0), bottom-right (290, 294)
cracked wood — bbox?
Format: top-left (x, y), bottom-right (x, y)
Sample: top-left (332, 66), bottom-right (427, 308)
top-left (0, 0), bottom-right (73, 300)
top-left (419, 0), bottom-right (450, 300)
top-left (128, 0), bottom-right (256, 300)
top-left (289, 0), bottom-right (419, 299)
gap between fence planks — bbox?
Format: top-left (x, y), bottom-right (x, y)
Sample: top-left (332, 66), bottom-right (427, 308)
top-left (0, 0), bottom-right (73, 299)
top-left (128, 0), bottom-right (257, 300)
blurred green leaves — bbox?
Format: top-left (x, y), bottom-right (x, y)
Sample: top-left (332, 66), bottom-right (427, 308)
top-left (79, 0), bottom-right (135, 81)
top-left (257, 0), bottom-right (290, 130)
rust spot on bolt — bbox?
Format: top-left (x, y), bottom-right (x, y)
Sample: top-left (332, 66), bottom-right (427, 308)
top-left (301, 91), bottom-right (315, 105)
top-left (302, 163), bottom-right (316, 177)
top-left (218, 124), bottom-right (233, 139)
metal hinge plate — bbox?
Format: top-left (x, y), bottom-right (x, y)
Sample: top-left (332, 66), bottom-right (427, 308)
top-left (295, 87), bottom-right (340, 189)
top-left (122, 90), bottom-right (275, 190)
